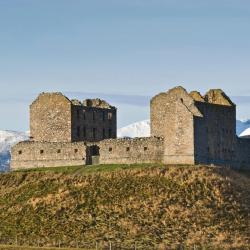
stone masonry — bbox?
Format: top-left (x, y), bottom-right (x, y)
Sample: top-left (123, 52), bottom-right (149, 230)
top-left (30, 92), bottom-right (117, 142)
top-left (11, 87), bottom-right (250, 170)
top-left (11, 141), bottom-right (86, 170)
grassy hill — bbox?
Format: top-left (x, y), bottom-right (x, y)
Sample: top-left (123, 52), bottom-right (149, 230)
top-left (0, 164), bottom-right (249, 249)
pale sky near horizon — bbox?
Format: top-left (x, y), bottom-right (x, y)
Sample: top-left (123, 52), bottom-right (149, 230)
top-left (1, 0), bottom-right (250, 131)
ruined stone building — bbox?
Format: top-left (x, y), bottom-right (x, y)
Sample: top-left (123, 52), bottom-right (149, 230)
top-left (30, 92), bottom-right (117, 143)
top-left (11, 87), bottom-right (250, 170)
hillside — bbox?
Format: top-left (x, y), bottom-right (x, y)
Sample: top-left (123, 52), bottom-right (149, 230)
top-left (0, 165), bottom-right (249, 249)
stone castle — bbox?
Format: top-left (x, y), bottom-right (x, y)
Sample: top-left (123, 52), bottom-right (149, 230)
top-left (11, 86), bottom-right (250, 170)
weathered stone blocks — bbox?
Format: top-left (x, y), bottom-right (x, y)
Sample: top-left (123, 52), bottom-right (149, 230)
top-left (11, 86), bottom-right (250, 170)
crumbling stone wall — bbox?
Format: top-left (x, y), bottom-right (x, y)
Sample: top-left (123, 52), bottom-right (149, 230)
top-left (11, 141), bottom-right (86, 169)
top-left (98, 137), bottom-right (164, 164)
top-left (30, 93), bottom-right (117, 143)
top-left (72, 99), bottom-right (117, 142)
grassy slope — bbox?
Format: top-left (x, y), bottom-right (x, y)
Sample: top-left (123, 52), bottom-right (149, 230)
top-left (0, 247), bottom-right (81, 250)
top-left (0, 164), bottom-right (249, 249)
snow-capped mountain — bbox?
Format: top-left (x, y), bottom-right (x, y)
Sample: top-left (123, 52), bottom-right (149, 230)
top-left (118, 119), bottom-right (250, 138)
top-left (236, 119), bottom-right (250, 135)
top-left (1, 119), bottom-right (250, 172)
top-left (239, 127), bottom-right (250, 138)
top-left (117, 120), bottom-right (150, 138)
top-left (0, 131), bottom-right (29, 172)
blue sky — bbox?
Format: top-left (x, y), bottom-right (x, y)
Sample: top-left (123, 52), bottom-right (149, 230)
top-left (1, 0), bottom-right (250, 131)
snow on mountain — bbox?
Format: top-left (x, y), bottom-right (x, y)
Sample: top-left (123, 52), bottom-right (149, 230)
top-left (239, 128), bottom-right (250, 138)
top-left (117, 120), bottom-right (150, 138)
top-left (0, 131), bottom-right (29, 172)
top-left (118, 119), bottom-right (250, 138)
top-left (236, 119), bottom-right (250, 135)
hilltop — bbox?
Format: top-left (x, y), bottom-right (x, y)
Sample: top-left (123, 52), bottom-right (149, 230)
top-left (2, 119), bottom-right (250, 171)
top-left (0, 164), bottom-right (249, 249)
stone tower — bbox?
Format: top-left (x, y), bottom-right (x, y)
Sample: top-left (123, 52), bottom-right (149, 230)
top-left (30, 92), bottom-right (117, 143)
top-left (151, 86), bottom-right (202, 164)
top-left (192, 89), bottom-right (237, 166)
top-left (150, 86), bottom-right (237, 166)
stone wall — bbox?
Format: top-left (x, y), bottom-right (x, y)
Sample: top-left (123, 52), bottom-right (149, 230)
top-left (236, 138), bottom-right (250, 170)
top-left (98, 137), bottom-right (164, 164)
top-left (194, 101), bottom-right (237, 166)
top-left (71, 102), bottom-right (117, 142)
top-left (11, 141), bottom-right (86, 170)
top-left (151, 87), bottom-right (202, 165)
top-left (10, 137), bottom-right (163, 169)
top-left (30, 93), bottom-right (117, 143)
top-left (30, 93), bottom-right (72, 142)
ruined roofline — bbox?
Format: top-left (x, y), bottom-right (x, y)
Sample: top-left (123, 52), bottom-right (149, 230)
top-left (151, 86), bottom-right (235, 107)
top-left (205, 89), bottom-right (235, 107)
top-left (151, 86), bottom-right (203, 117)
top-left (189, 89), bottom-right (235, 107)
top-left (30, 92), bottom-right (71, 107)
top-left (71, 98), bottom-right (116, 109)
top-left (31, 92), bottom-right (116, 109)
top-left (150, 86), bottom-right (186, 101)
top-left (81, 98), bottom-right (116, 109)
top-left (189, 91), bottom-right (205, 102)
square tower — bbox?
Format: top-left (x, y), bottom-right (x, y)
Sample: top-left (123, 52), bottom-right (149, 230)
top-left (150, 86), bottom-right (203, 164)
top-left (191, 90), bottom-right (237, 165)
top-left (30, 93), bottom-right (117, 142)
top-left (150, 86), bottom-right (237, 166)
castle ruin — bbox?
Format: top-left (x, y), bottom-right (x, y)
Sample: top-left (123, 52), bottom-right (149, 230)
top-left (11, 86), bottom-right (250, 170)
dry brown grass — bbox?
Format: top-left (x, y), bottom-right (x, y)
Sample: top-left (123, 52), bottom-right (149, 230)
top-left (0, 165), bottom-right (249, 249)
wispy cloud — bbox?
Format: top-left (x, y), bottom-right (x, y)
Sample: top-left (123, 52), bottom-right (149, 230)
top-left (0, 92), bottom-right (150, 107)
top-left (1, 92), bottom-right (250, 108)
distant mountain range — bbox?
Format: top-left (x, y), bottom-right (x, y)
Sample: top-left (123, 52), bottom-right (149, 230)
top-left (1, 119), bottom-right (250, 171)
top-left (117, 120), bottom-right (150, 138)
top-left (236, 119), bottom-right (250, 137)
top-left (118, 119), bottom-right (250, 138)
top-left (0, 131), bottom-right (29, 172)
